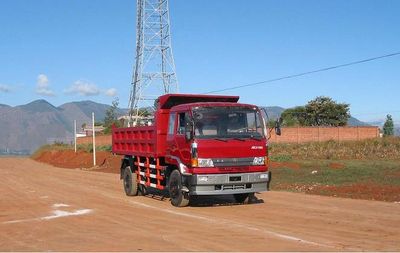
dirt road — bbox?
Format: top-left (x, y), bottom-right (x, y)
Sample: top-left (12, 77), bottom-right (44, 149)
top-left (1, 157), bottom-right (399, 251)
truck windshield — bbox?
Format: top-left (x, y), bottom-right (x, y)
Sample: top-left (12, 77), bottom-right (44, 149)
top-left (192, 106), bottom-right (265, 139)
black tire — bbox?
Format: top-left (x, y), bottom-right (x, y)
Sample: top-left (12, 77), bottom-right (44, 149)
top-left (168, 170), bottom-right (189, 207)
top-left (233, 193), bottom-right (254, 204)
top-left (123, 166), bottom-right (138, 196)
top-left (138, 184), bottom-right (147, 196)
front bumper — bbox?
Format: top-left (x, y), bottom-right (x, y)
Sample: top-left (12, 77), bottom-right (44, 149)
top-left (185, 171), bottom-right (271, 195)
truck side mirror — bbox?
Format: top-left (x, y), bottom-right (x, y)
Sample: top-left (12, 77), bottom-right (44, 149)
top-left (185, 122), bottom-right (193, 141)
top-left (275, 117), bottom-right (282, 136)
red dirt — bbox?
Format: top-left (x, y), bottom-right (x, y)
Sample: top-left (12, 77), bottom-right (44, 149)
top-left (34, 150), bottom-right (121, 174)
top-left (329, 162), bottom-right (345, 169)
top-left (270, 161), bottom-right (301, 170)
top-left (385, 170), bottom-right (400, 179)
top-left (273, 182), bottom-right (400, 202)
top-left (308, 183), bottom-right (400, 202)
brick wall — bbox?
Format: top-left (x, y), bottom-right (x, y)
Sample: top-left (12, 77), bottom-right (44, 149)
top-left (77, 135), bottom-right (111, 146)
top-left (77, 126), bottom-right (380, 146)
top-left (269, 126), bottom-right (379, 144)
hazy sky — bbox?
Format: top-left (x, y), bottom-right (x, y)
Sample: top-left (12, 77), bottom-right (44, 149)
top-left (0, 0), bottom-right (399, 122)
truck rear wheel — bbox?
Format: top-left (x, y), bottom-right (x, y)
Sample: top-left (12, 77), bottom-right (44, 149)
top-left (168, 170), bottom-right (189, 207)
top-left (233, 193), bottom-right (254, 204)
top-left (123, 166), bottom-right (138, 196)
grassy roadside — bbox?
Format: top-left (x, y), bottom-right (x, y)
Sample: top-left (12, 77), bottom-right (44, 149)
top-left (269, 137), bottom-right (400, 202)
top-left (269, 137), bottom-right (400, 160)
top-left (270, 159), bottom-right (400, 202)
top-left (271, 159), bottom-right (400, 183)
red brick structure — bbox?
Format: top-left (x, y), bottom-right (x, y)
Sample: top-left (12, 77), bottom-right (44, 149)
top-left (269, 126), bottom-right (380, 143)
top-left (77, 135), bottom-right (111, 146)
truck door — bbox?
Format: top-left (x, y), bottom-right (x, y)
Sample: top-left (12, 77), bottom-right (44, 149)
top-left (174, 112), bottom-right (191, 164)
top-left (166, 112), bottom-right (177, 156)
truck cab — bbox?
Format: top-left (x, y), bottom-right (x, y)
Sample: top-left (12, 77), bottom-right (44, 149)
top-left (165, 101), bottom-right (270, 204)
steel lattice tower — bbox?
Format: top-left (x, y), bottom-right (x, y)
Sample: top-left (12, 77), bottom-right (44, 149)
top-left (128, 0), bottom-right (179, 125)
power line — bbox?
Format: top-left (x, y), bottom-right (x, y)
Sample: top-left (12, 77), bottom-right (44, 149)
top-left (204, 52), bottom-right (400, 94)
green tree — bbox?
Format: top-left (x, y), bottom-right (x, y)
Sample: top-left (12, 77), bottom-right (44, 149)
top-left (304, 96), bottom-right (350, 126)
top-left (267, 119), bottom-right (276, 128)
top-left (383, 114), bottom-right (394, 136)
top-left (104, 98), bottom-right (121, 133)
top-left (280, 96), bottom-right (350, 127)
top-left (281, 106), bottom-right (307, 126)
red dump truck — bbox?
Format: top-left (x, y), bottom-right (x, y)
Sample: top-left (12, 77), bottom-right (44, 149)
top-left (112, 94), bottom-right (275, 207)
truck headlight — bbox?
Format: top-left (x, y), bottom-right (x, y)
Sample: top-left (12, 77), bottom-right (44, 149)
top-left (260, 173), bottom-right (269, 179)
top-left (253, 157), bottom-right (265, 165)
top-left (198, 158), bottom-right (214, 167)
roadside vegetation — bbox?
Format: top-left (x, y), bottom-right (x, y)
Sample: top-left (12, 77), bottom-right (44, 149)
top-left (270, 137), bottom-right (400, 160)
top-left (269, 137), bottom-right (400, 202)
top-left (31, 143), bottom-right (71, 159)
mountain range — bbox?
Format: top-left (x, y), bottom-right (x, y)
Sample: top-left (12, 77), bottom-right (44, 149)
top-left (0, 100), bottom-right (125, 155)
top-left (0, 100), bottom-right (383, 155)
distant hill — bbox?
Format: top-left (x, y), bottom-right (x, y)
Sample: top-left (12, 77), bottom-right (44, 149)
top-left (259, 106), bottom-right (285, 121)
top-left (347, 117), bottom-right (370, 126)
top-left (0, 100), bottom-right (126, 154)
top-left (59, 101), bottom-right (125, 132)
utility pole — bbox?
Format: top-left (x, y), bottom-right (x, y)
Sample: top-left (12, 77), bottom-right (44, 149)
top-left (74, 120), bottom-right (77, 153)
top-left (128, 0), bottom-right (179, 126)
top-left (92, 112), bottom-right (96, 166)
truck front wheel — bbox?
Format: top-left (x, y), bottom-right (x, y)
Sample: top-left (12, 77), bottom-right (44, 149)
top-left (168, 170), bottom-right (189, 207)
top-left (123, 166), bottom-right (138, 196)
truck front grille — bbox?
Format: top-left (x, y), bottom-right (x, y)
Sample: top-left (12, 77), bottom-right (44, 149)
top-left (212, 157), bottom-right (254, 167)
top-left (215, 184), bottom-right (252, 191)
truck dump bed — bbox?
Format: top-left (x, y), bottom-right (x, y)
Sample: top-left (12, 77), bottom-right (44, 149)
top-left (112, 126), bottom-right (157, 157)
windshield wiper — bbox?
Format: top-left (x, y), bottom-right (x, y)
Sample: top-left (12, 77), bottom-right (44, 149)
top-left (233, 137), bottom-right (246, 141)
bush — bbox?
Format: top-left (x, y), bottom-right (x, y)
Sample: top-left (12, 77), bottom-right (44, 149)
top-left (77, 144), bottom-right (93, 153)
top-left (97, 145), bottom-right (112, 152)
top-left (76, 144), bottom-right (112, 153)
top-left (270, 154), bottom-right (293, 162)
top-left (31, 143), bottom-right (73, 158)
